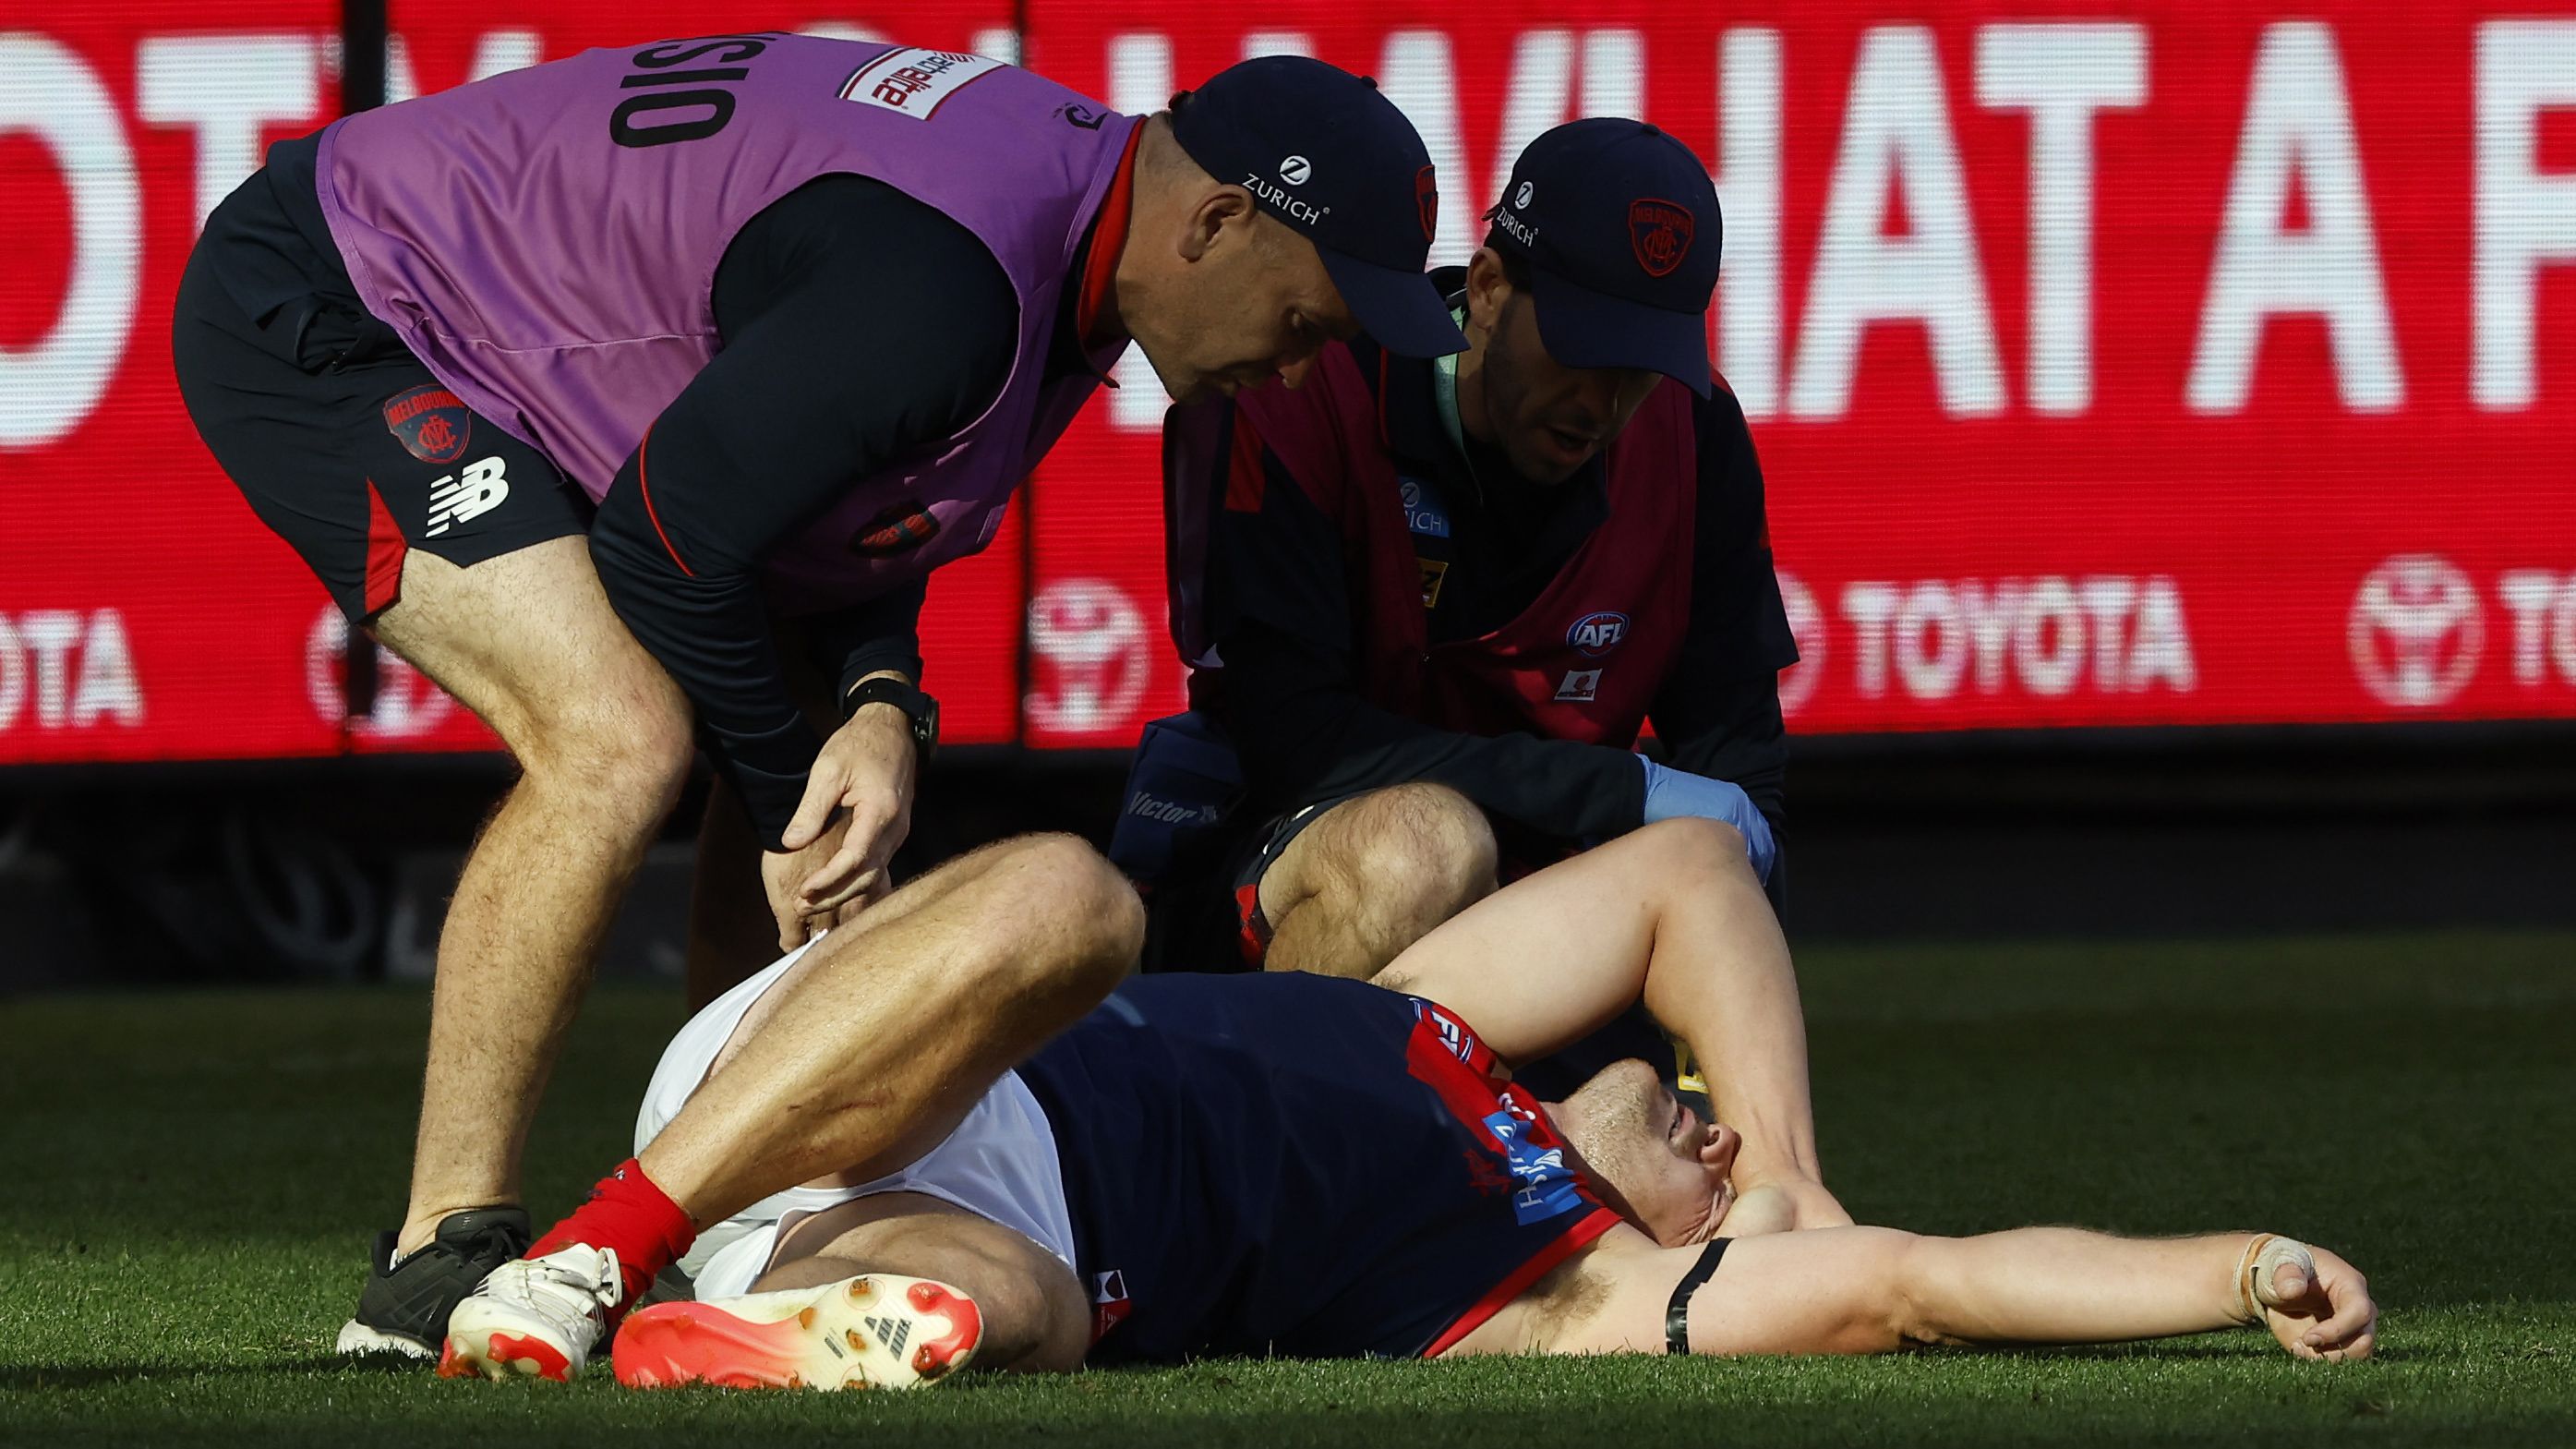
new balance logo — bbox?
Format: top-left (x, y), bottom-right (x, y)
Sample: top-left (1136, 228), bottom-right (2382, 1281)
top-left (864, 1314), bottom-right (911, 1354)
top-left (426, 456), bottom-right (510, 537)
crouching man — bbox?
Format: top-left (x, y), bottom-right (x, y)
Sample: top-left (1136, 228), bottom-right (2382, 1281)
top-left (1138, 119), bottom-right (1799, 986)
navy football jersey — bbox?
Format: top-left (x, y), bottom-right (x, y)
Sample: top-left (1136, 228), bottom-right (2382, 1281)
top-left (1016, 972), bottom-right (1619, 1362)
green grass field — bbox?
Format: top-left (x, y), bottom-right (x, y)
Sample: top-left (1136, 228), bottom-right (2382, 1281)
top-left (4, 932), bottom-right (2572, 1447)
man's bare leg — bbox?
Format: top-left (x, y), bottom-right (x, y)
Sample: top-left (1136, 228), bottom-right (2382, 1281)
top-left (441, 835), bottom-right (1141, 1382)
top-left (642, 833), bottom-right (1140, 1225)
top-left (753, 1194), bottom-right (1089, 1370)
top-left (368, 539), bottom-right (695, 1254)
top-left (611, 1194), bottom-right (1087, 1391)
top-left (1378, 818), bottom-right (1840, 1226)
top-left (1511, 1221), bottom-right (2377, 1362)
top-left (1258, 783), bottom-right (1499, 978)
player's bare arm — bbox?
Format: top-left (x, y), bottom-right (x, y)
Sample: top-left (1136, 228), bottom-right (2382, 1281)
top-left (1377, 815), bottom-right (1846, 1230)
top-left (1466, 1219), bottom-right (2377, 1363)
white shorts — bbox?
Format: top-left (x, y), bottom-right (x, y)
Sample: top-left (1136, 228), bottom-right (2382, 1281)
top-left (633, 938), bottom-right (1078, 1301)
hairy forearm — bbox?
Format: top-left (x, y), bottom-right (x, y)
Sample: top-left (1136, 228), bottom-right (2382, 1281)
top-left (1607, 1223), bottom-right (2363, 1360)
top-left (1899, 1229), bottom-right (2257, 1346)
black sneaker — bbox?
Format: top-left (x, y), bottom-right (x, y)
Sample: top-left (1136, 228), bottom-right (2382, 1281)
top-left (335, 1207), bottom-right (533, 1358)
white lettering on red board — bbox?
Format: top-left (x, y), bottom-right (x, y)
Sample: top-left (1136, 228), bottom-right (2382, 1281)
top-left (1839, 575), bottom-right (2197, 701)
top-left (304, 607), bottom-right (455, 738)
top-left (0, 610), bottom-right (144, 730)
top-left (6, 19), bottom-right (2573, 445)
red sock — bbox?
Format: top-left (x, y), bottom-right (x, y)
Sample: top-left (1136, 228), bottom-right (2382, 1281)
top-left (527, 1158), bottom-right (695, 1310)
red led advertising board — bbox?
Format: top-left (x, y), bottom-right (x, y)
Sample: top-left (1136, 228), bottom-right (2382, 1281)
top-left (5, 2), bottom-right (2572, 765)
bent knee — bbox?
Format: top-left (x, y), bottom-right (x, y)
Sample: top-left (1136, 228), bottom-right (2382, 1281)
top-left (1337, 784), bottom-right (1498, 908)
top-left (993, 834), bottom-right (1143, 992)
top-left (965, 1245), bottom-right (1093, 1371)
top-left (1630, 816), bottom-right (1753, 881)
top-left (519, 698), bottom-right (696, 827)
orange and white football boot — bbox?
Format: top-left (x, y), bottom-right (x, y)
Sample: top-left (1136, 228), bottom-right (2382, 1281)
top-left (614, 1274), bottom-right (982, 1392)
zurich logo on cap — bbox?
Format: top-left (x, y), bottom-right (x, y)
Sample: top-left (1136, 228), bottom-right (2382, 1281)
top-left (1398, 476), bottom-right (1450, 537)
top-left (1168, 54), bottom-right (1466, 358)
top-left (1483, 117), bottom-right (1725, 395)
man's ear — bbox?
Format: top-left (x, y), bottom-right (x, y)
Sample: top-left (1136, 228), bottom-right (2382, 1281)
top-left (1463, 246), bottom-right (1512, 334)
top-left (1179, 187), bottom-right (1256, 263)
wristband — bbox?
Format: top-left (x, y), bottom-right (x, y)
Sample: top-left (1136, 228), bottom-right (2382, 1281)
top-left (844, 675), bottom-right (940, 765)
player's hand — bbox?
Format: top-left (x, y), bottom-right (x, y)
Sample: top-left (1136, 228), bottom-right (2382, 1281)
top-left (2257, 1243), bottom-right (2377, 1362)
top-left (760, 819), bottom-right (897, 948)
top-left (1638, 759), bottom-right (1778, 883)
top-left (762, 703), bottom-right (917, 949)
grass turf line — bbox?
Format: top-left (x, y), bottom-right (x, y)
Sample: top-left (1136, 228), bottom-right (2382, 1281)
top-left (2, 931), bottom-right (2570, 1447)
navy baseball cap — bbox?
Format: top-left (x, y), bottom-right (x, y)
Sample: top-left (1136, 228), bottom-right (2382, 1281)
top-left (1484, 118), bottom-right (1722, 396)
top-left (1172, 56), bottom-right (1465, 358)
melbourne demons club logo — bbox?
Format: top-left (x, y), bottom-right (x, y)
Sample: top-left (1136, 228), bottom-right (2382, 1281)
top-left (1627, 199), bottom-right (1695, 279)
top-left (381, 385), bottom-right (470, 465)
top-left (2349, 554), bottom-right (2484, 708)
top-left (1414, 165), bottom-right (1438, 243)
top-left (849, 501), bottom-right (942, 558)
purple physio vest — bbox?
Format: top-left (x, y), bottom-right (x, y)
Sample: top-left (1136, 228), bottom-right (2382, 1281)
top-left (316, 35), bottom-right (1135, 611)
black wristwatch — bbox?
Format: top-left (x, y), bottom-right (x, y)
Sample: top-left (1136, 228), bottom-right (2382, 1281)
top-left (845, 676), bottom-right (940, 765)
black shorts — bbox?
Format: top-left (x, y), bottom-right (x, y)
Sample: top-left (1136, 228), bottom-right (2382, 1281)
top-left (1221, 790), bottom-right (1556, 967)
top-left (171, 143), bottom-right (589, 623)
top-left (1222, 791), bottom-right (1369, 966)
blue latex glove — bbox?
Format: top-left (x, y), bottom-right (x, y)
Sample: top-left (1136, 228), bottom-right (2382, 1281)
top-left (1638, 757), bottom-right (1778, 883)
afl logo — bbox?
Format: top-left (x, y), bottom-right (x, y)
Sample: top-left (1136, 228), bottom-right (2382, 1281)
top-left (1567, 610), bottom-right (1630, 658)
top-left (849, 501), bottom-right (941, 558)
